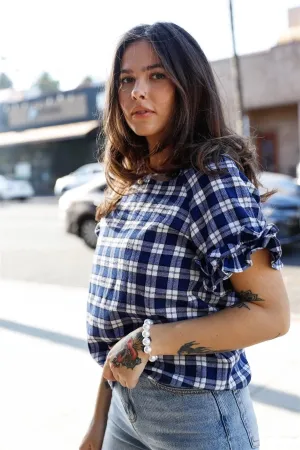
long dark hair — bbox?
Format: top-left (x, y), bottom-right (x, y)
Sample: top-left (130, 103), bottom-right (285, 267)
top-left (96, 22), bottom-right (266, 220)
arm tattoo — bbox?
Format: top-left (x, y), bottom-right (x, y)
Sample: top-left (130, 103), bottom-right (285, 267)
top-left (178, 341), bottom-right (233, 355)
top-left (111, 332), bottom-right (144, 369)
top-left (178, 291), bottom-right (266, 355)
top-left (231, 290), bottom-right (265, 310)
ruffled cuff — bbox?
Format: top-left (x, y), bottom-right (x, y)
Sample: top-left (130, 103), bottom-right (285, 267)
top-left (194, 223), bottom-right (283, 294)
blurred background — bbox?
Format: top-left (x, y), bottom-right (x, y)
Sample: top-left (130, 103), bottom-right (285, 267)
top-left (0, 1), bottom-right (300, 449)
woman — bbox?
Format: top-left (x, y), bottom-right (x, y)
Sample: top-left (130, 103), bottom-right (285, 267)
top-left (80, 22), bottom-right (290, 450)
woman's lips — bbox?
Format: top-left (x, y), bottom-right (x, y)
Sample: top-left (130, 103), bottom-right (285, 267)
top-left (132, 110), bottom-right (154, 118)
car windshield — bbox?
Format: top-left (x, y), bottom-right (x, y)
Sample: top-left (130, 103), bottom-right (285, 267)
top-left (259, 172), bottom-right (297, 195)
top-left (74, 173), bottom-right (107, 193)
top-left (74, 164), bottom-right (102, 175)
top-left (2, 175), bottom-right (22, 181)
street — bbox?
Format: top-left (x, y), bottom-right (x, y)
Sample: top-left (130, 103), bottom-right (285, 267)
top-left (1, 199), bottom-right (300, 450)
top-left (0, 199), bottom-right (93, 288)
top-left (1, 198), bottom-right (300, 313)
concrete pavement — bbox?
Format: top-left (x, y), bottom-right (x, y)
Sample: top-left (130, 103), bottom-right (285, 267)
top-left (1, 279), bottom-right (299, 450)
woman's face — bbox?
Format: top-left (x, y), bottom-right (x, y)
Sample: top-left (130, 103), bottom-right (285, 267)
top-left (118, 40), bottom-right (176, 149)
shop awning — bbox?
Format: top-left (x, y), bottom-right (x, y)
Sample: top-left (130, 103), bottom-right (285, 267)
top-left (0, 120), bottom-right (99, 147)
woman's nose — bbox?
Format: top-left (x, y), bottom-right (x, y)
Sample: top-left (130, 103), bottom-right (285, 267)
top-left (131, 80), bottom-right (147, 100)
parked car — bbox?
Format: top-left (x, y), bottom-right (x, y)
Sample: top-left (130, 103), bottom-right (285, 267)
top-left (259, 171), bottom-right (299, 196)
top-left (259, 171), bottom-right (300, 245)
top-left (58, 174), bottom-right (107, 248)
top-left (262, 193), bottom-right (300, 245)
top-left (296, 161), bottom-right (300, 186)
top-left (0, 175), bottom-right (34, 201)
top-left (54, 163), bottom-right (103, 196)
top-left (59, 169), bottom-right (300, 249)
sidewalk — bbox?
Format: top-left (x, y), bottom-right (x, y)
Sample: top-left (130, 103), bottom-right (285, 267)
top-left (1, 279), bottom-right (299, 450)
top-left (247, 317), bottom-right (300, 449)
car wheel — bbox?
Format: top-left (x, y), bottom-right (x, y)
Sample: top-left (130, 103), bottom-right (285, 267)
top-left (80, 218), bottom-right (97, 249)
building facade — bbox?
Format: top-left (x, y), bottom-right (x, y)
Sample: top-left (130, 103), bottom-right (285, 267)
top-left (211, 7), bottom-right (300, 176)
top-left (1, 7), bottom-right (300, 195)
top-left (0, 86), bottom-right (104, 194)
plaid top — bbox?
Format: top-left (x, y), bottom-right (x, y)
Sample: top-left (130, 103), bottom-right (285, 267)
top-left (87, 156), bottom-right (283, 390)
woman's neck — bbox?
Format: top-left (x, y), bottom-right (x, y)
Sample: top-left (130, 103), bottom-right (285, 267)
top-left (149, 146), bottom-right (173, 173)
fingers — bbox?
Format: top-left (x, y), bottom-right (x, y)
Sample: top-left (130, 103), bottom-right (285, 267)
top-left (103, 363), bottom-right (116, 382)
top-left (126, 380), bottom-right (138, 389)
top-left (118, 377), bottom-right (137, 389)
top-left (106, 364), bottom-right (139, 389)
top-left (105, 371), bottom-right (137, 389)
top-left (118, 377), bottom-right (128, 388)
top-left (103, 358), bottom-right (139, 389)
top-left (107, 369), bottom-right (126, 388)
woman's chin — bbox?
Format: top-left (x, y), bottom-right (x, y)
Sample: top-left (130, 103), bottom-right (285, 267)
top-left (131, 128), bottom-right (155, 138)
top-left (129, 123), bottom-right (158, 136)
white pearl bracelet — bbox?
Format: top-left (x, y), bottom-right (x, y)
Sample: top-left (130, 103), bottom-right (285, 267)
top-left (142, 319), bottom-right (158, 362)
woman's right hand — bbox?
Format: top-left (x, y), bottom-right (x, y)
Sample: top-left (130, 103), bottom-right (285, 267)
top-left (79, 419), bottom-right (106, 450)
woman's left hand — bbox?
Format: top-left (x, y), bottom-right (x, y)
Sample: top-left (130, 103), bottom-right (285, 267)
top-left (102, 328), bottom-right (149, 389)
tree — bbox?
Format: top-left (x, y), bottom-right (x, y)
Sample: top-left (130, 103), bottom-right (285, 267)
top-left (76, 76), bottom-right (93, 88)
top-left (32, 72), bottom-right (60, 94)
top-left (0, 73), bottom-right (13, 90)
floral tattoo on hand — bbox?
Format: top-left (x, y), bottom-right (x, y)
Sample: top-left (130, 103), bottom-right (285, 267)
top-left (111, 332), bottom-right (144, 370)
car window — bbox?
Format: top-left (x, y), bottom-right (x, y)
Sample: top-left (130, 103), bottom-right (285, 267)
top-left (86, 165), bottom-right (101, 174)
top-left (74, 166), bottom-right (88, 175)
top-left (91, 185), bottom-right (106, 193)
top-left (260, 173), bottom-right (297, 194)
top-left (0, 175), bottom-right (7, 187)
top-left (73, 164), bottom-right (102, 175)
top-left (4, 175), bottom-right (22, 181)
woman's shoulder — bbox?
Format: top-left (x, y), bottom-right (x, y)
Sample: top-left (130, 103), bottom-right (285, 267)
top-left (183, 155), bottom-right (245, 181)
top-left (182, 155), bottom-right (258, 198)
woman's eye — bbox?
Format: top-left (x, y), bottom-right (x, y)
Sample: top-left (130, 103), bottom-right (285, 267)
top-left (151, 72), bottom-right (166, 80)
top-left (120, 77), bottom-right (134, 85)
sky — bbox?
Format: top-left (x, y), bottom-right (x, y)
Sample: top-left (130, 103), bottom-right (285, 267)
top-left (0, 0), bottom-right (299, 91)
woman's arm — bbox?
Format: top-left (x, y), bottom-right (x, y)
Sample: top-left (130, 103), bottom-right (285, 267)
top-left (79, 374), bottom-right (113, 449)
top-left (91, 374), bottom-right (113, 426)
top-left (102, 249), bottom-right (290, 389)
top-left (150, 249), bottom-right (290, 356)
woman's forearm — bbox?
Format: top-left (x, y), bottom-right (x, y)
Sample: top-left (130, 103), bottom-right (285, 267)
top-left (91, 373), bottom-right (112, 426)
top-left (150, 293), bottom-right (289, 357)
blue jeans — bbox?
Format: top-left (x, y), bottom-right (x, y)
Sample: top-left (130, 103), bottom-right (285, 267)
top-left (102, 374), bottom-right (260, 450)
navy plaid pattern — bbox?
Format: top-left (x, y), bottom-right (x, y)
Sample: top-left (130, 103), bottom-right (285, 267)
top-left (87, 156), bottom-right (283, 390)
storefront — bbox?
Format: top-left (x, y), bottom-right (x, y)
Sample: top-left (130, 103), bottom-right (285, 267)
top-left (0, 86), bottom-right (104, 195)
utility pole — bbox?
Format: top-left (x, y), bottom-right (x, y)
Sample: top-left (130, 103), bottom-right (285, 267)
top-left (229, 0), bottom-right (248, 136)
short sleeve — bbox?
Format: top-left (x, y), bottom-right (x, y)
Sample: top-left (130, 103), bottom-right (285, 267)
top-left (186, 156), bottom-right (283, 295)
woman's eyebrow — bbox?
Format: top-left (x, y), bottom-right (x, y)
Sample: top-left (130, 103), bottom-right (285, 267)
top-left (120, 63), bottom-right (164, 75)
